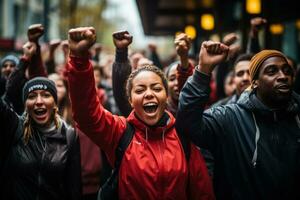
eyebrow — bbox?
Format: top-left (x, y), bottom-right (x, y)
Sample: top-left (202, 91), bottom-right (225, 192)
top-left (135, 82), bottom-right (162, 87)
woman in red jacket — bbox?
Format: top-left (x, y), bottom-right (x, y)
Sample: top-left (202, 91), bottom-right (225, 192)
top-left (66, 27), bottom-right (214, 200)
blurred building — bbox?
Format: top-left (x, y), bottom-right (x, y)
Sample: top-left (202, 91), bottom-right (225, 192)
top-left (0, 0), bottom-right (106, 53)
top-left (136, 0), bottom-right (300, 63)
top-left (0, 0), bottom-right (60, 52)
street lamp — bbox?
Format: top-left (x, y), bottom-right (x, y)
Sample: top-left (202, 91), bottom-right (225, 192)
top-left (246, 0), bottom-right (261, 14)
top-left (201, 14), bottom-right (214, 31)
top-left (185, 25), bottom-right (197, 39)
top-left (269, 24), bottom-right (284, 35)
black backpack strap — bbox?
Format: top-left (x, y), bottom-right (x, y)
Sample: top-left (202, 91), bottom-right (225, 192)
top-left (115, 122), bottom-right (135, 168)
top-left (98, 122), bottom-right (135, 200)
top-left (176, 127), bottom-right (191, 161)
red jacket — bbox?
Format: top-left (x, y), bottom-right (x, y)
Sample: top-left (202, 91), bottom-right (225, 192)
top-left (67, 56), bottom-right (214, 200)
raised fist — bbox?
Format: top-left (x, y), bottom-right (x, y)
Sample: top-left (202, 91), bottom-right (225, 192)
top-left (222, 32), bottom-right (238, 46)
top-left (250, 17), bottom-right (267, 30)
top-left (27, 24), bottom-right (44, 42)
top-left (23, 42), bottom-right (37, 60)
top-left (49, 39), bottom-right (61, 52)
top-left (174, 33), bottom-right (191, 58)
top-left (250, 17), bottom-right (267, 37)
top-left (68, 27), bottom-right (96, 57)
top-left (112, 30), bottom-right (133, 49)
top-left (198, 41), bottom-right (229, 74)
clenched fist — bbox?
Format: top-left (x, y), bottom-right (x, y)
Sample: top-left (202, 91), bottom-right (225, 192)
top-left (174, 33), bottom-right (191, 58)
top-left (23, 42), bottom-right (37, 60)
top-left (112, 30), bottom-right (133, 49)
top-left (198, 41), bottom-right (229, 74)
top-left (68, 27), bottom-right (96, 57)
top-left (28, 24), bottom-right (44, 42)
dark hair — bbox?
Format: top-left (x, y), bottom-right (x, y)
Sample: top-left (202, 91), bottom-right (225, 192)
top-left (165, 61), bottom-right (179, 78)
top-left (126, 64), bottom-right (168, 100)
top-left (233, 53), bottom-right (254, 71)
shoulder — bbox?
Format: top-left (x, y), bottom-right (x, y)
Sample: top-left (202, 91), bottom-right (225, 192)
top-left (204, 103), bottom-right (247, 124)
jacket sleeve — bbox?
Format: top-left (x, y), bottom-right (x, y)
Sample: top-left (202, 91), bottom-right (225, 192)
top-left (28, 44), bottom-right (47, 78)
top-left (246, 35), bottom-right (261, 54)
top-left (112, 48), bottom-right (132, 117)
top-left (176, 69), bottom-right (227, 153)
top-left (4, 57), bottom-right (30, 115)
top-left (65, 129), bottom-right (82, 200)
top-left (0, 98), bottom-right (18, 165)
top-left (188, 145), bottom-right (215, 200)
top-left (149, 50), bottom-right (162, 69)
top-left (67, 56), bottom-right (126, 165)
top-left (176, 62), bottom-right (194, 92)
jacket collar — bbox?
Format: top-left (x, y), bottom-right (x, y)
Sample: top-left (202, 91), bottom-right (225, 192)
top-left (127, 110), bottom-right (175, 139)
top-left (237, 90), bottom-right (300, 121)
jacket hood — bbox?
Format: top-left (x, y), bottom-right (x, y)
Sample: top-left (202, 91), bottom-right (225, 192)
top-left (237, 90), bottom-right (300, 121)
top-left (127, 110), bottom-right (175, 139)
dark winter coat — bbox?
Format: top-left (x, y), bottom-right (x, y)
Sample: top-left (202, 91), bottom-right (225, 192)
top-left (0, 99), bottom-right (81, 200)
top-left (176, 70), bottom-right (300, 200)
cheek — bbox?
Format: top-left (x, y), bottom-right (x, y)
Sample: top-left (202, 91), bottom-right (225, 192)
top-left (25, 101), bottom-right (34, 111)
top-left (129, 93), bottom-right (141, 108)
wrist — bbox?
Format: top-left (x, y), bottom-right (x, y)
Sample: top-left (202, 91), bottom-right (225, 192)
top-left (196, 64), bottom-right (212, 75)
top-left (179, 57), bottom-right (189, 69)
top-left (69, 50), bottom-right (89, 58)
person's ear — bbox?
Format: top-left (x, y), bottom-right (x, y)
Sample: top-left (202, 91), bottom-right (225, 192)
top-left (128, 98), bottom-right (133, 108)
top-left (251, 80), bottom-right (258, 89)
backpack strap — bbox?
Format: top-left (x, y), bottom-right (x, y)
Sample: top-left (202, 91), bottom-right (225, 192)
top-left (176, 128), bottom-right (191, 161)
top-left (98, 122), bottom-right (135, 200)
top-left (115, 122), bottom-right (135, 168)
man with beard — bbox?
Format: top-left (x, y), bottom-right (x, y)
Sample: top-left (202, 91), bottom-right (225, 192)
top-left (176, 41), bottom-right (300, 199)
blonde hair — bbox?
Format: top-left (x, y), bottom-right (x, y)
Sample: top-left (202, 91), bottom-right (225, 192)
top-left (23, 107), bottom-right (60, 144)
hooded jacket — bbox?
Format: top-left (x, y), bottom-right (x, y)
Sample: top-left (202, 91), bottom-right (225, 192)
top-left (67, 56), bottom-right (214, 200)
top-left (176, 70), bottom-right (300, 200)
top-left (0, 99), bottom-right (81, 200)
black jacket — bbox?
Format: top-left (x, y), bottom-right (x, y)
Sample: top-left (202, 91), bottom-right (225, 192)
top-left (0, 99), bottom-right (81, 200)
top-left (3, 58), bottom-right (29, 115)
top-left (176, 70), bottom-right (300, 200)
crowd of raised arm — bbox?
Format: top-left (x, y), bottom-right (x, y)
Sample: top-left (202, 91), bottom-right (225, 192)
top-left (1, 15), bottom-right (300, 200)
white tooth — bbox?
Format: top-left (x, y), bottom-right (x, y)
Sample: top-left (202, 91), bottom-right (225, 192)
top-left (145, 102), bottom-right (157, 106)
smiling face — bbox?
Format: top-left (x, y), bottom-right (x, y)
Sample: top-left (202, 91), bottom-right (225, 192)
top-left (167, 64), bottom-right (179, 102)
top-left (234, 60), bottom-right (251, 96)
top-left (25, 90), bottom-right (56, 126)
top-left (254, 56), bottom-right (294, 109)
top-left (54, 79), bottom-right (67, 104)
top-left (129, 70), bottom-right (167, 126)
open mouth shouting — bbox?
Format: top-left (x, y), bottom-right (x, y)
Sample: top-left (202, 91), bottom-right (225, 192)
top-left (143, 102), bottom-right (158, 114)
top-left (32, 108), bottom-right (49, 123)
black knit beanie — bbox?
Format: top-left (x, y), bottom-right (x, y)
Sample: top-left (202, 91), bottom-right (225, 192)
top-left (23, 77), bottom-right (57, 104)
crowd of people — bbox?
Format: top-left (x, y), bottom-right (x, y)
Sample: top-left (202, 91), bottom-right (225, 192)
top-left (1, 16), bottom-right (300, 200)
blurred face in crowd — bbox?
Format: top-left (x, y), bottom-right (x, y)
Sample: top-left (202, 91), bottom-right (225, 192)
top-left (54, 79), bottom-right (67, 104)
top-left (224, 72), bottom-right (236, 97)
top-left (167, 64), bottom-right (179, 102)
top-left (137, 58), bottom-right (153, 69)
top-left (93, 68), bottom-right (102, 87)
top-left (129, 70), bottom-right (167, 126)
top-left (130, 52), bottom-right (144, 70)
top-left (255, 56), bottom-right (294, 109)
top-left (48, 74), bottom-right (67, 104)
top-left (25, 90), bottom-right (56, 126)
top-left (234, 60), bottom-right (251, 96)
top-left (1, 60), bottom-right (16, 78)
